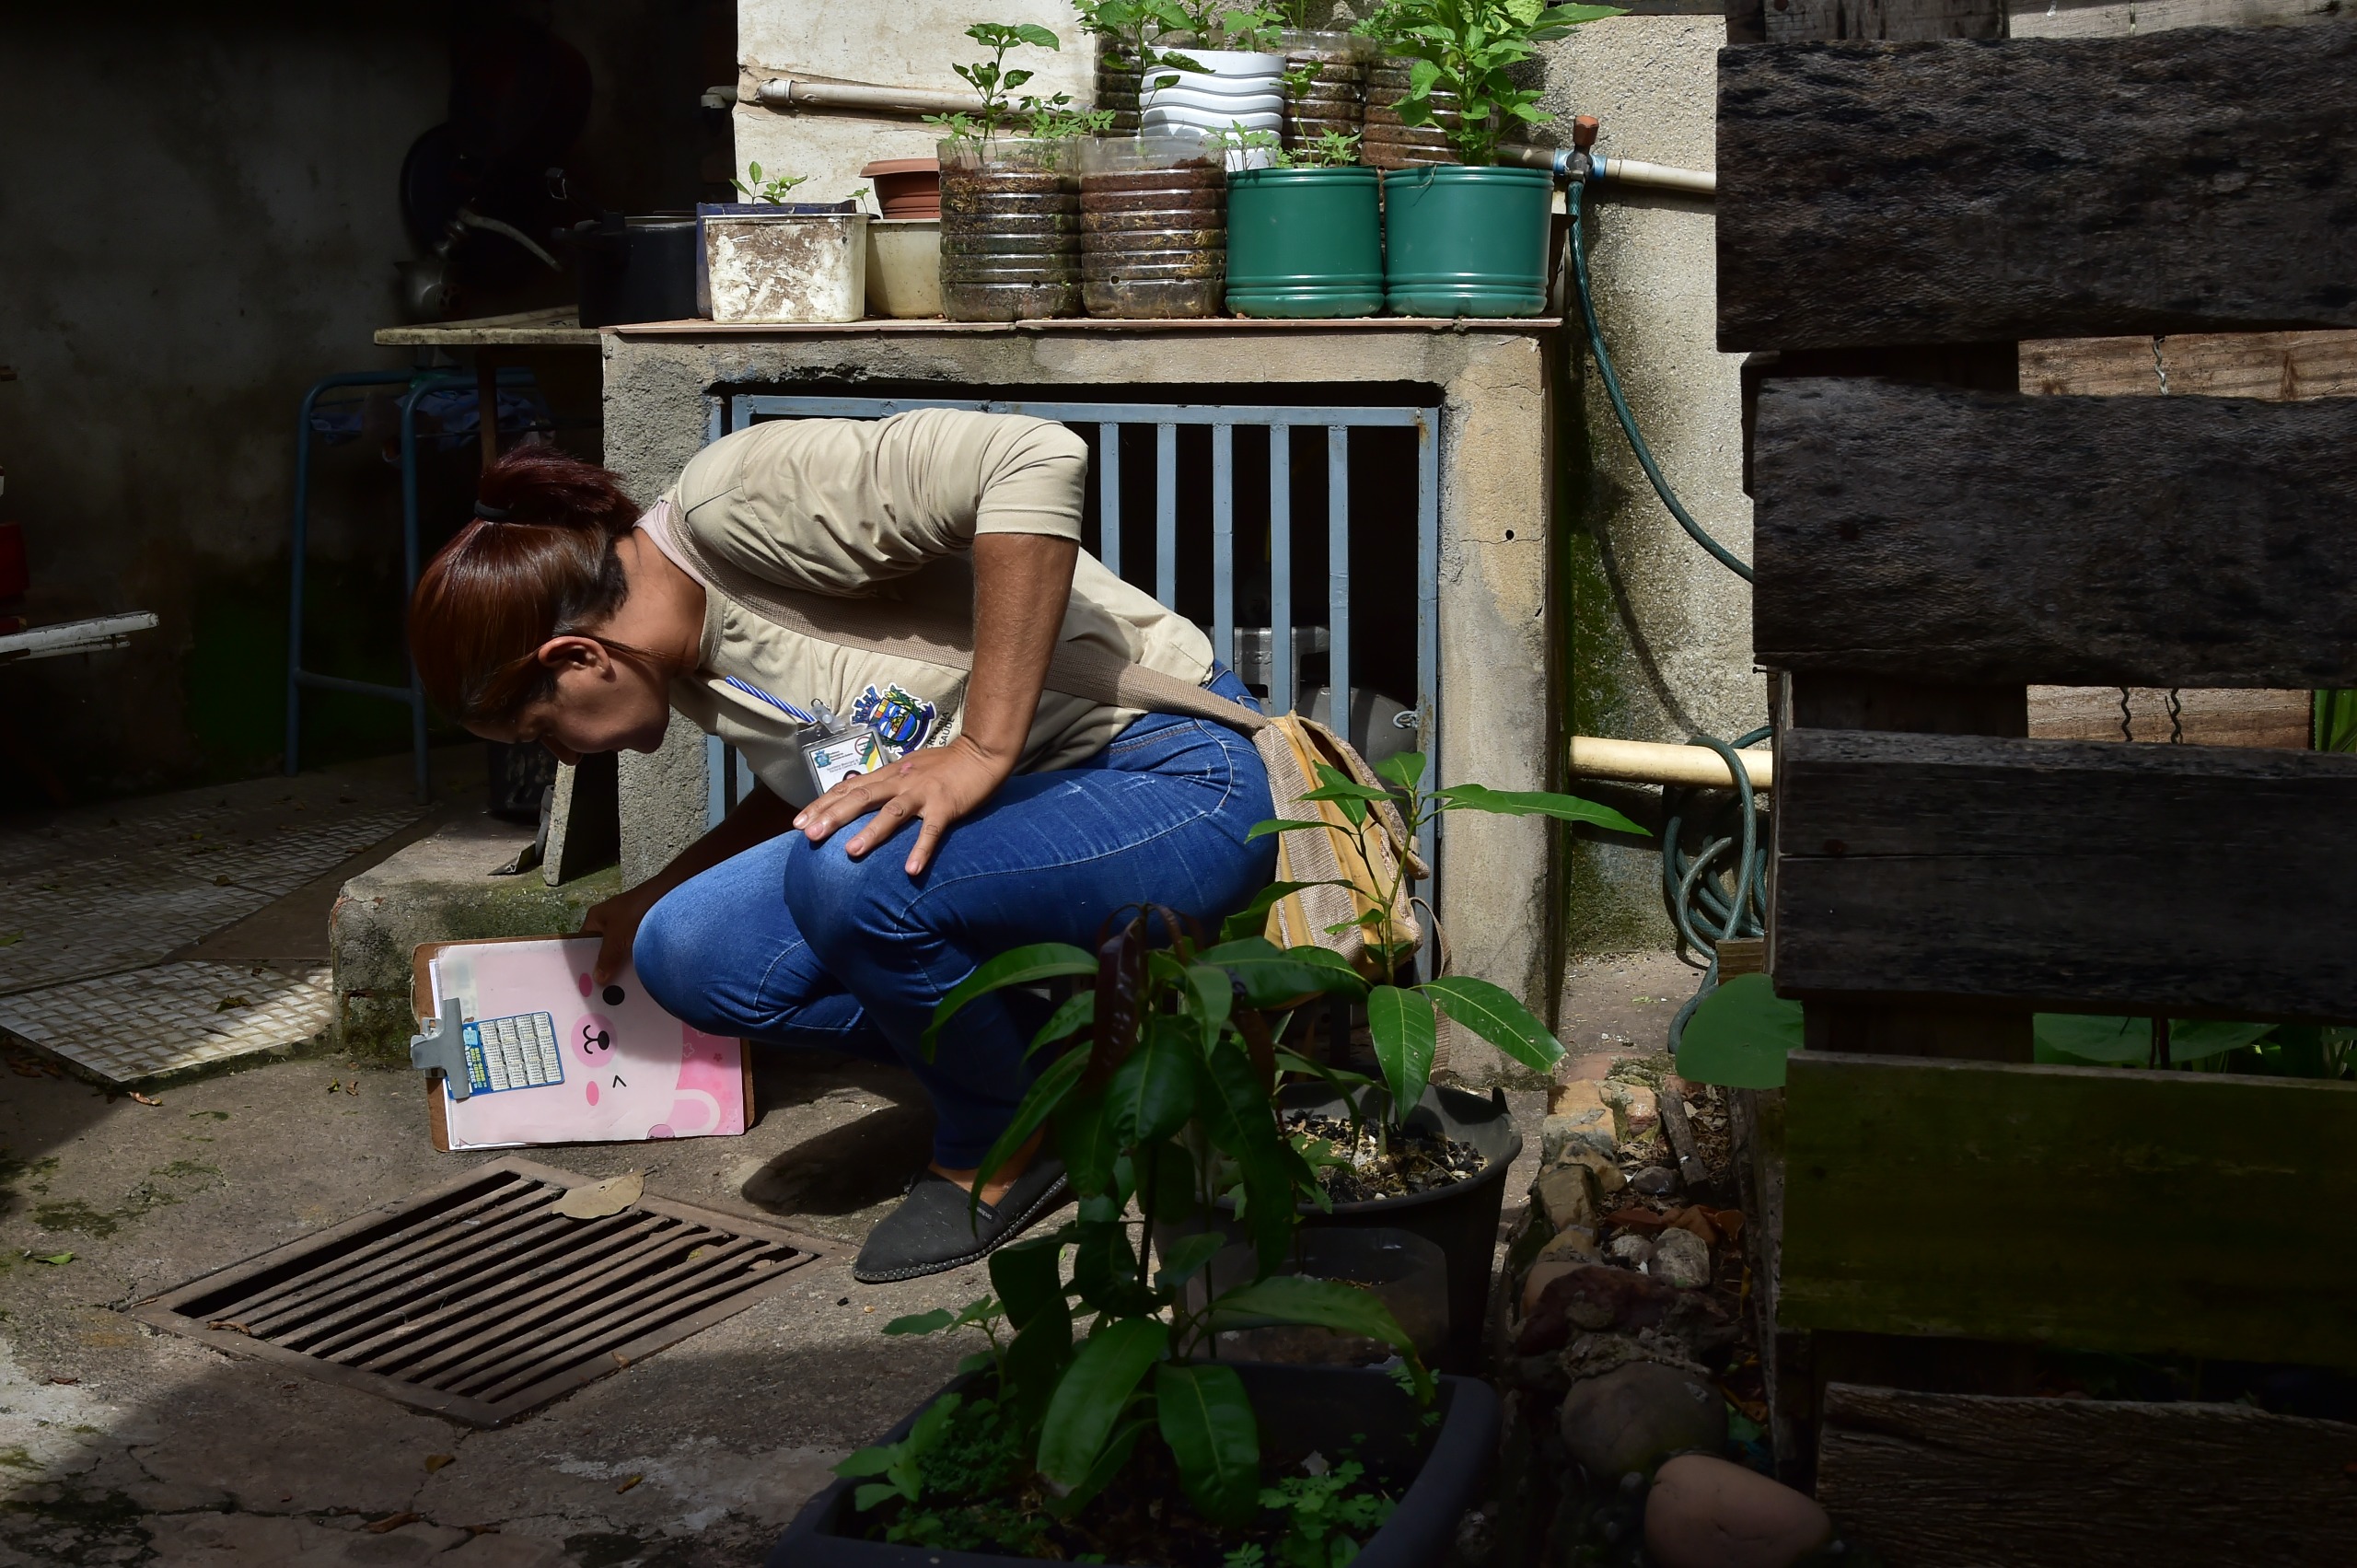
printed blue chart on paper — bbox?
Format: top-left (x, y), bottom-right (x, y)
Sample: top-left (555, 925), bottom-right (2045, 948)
top-left (461, 1011), bottom-right (565, 1095)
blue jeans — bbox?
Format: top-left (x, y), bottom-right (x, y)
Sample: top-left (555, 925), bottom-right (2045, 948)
top-left (633, 669), bottom-right (1276, 1167)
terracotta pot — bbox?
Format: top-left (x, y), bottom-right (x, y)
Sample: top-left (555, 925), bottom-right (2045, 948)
top-left (858, 157), bottom-right (940, 218)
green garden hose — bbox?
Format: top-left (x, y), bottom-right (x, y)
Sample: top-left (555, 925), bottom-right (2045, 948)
top-left (1565, 179), bottom-right (1765, 1049)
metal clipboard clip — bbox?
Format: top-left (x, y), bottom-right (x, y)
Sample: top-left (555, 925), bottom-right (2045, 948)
top-left (409, 995), bottom-right (474, 1100)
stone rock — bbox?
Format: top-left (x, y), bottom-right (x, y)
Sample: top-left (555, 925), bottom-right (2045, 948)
top-left (1520, 1258), bottom-right (1586, 1317)
top-left (1542, 1104), bottom-right (1619, 1166)
top-left (1551, 1146), bottom-right (1629, 1195)
top-left (1533, 1165), bottom-right (1596, 1231)
top-left (1558, 1362), bottom-right (1728, 1481)
top-left (1600, 1079), bottom-right (1660, 1135)
top-left (1537, 1225), bottom-right (1601, 1264)
top-left (1631, 1165), bottom-right (1679, 1196)
top-left (1515, 1263), bottom-right (1733, 1356)
top-left (1607, 1232), bottom-right (1655, 1268)
top-left (1653, 1226), bottom-right (1712, 1289)
top-left (1644, 1454), bottom-right (1832, 1568)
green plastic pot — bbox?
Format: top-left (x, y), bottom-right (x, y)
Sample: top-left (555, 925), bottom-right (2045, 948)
top-left (1224, 166), bottom-right (1384, 319)
top-left (1382, 164), bottom-right (1554, 318)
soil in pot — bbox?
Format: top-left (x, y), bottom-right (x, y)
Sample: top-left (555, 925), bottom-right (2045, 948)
top-left (1080, 135), bottom-right (1225, 319)
top-left (1382, 163), bottom-right (1553, 318)
top-left (1225, 165), bottom-right (1384, 319)
top-left (938, 137), bottom-right (1081, 321)
top-left (1364, 58), bottom-right (1462, 169)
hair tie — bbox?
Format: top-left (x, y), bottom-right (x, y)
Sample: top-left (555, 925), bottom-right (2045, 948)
top-left (473, 501), bottom-right (512, 521)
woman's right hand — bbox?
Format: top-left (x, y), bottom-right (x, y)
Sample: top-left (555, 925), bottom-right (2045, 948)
top-left (579, 881), bottom-right (668, 985)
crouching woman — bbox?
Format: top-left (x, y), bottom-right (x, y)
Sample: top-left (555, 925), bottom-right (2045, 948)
top-left (408, 410), bottom-right (1273, 1281)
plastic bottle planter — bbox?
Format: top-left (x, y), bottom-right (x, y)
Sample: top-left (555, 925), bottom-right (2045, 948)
top-left (1095, 36), bottom-right (1144, 134)
top-left (1080, 134), bottom-right (1226, 319)
top-left (1278, 29), bottom-right (1371, 151)
top-left (1225, 165), bottom-right (1384, 319)
top-left (1140, 48), bottom-right (1286, 140)
top-left (702, 211), bottom-right (869, 323)
top-left (1382, 164), bottom-right (1553, 319)
top-left (1364, 58), bottom-right (1463, 170)
top-left (936, 137), bottom-right (1081, 322)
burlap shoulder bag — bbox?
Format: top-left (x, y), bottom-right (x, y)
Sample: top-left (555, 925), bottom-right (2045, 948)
top-left (655, 509), bottom-right (1424, 974)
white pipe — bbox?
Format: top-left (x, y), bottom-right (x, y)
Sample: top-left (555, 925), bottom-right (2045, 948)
top-left (756, 77), bottom-right (975, 118)
top-left (1571, 735), bottom-right (1771, 790)
top-left (1590, 155), bottom-right (1715, 198)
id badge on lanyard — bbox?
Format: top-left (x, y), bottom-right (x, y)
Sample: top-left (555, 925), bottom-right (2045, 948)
top-left (802, 723), bottom-right (886, 793)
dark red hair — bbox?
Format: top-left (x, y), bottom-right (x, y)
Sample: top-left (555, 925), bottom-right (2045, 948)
top-left (409, 443), bottom-right (645, 723)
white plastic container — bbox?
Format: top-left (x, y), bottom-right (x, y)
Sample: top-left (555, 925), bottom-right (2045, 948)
top-left (703, 211), bottom-right (869, 323)
top-left (865, 218), bottom-right (942, 319)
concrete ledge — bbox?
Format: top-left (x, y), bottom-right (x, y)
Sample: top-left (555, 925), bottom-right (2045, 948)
top-left (328, 814), bottom-right (621, 1065)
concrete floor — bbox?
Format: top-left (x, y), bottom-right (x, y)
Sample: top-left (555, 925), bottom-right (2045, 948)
top-left (1, 761), bottom-right (1698, 1567)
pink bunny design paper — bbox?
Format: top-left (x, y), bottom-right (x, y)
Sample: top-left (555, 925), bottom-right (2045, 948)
top-left (415, 936), bottom-right (749, 1151)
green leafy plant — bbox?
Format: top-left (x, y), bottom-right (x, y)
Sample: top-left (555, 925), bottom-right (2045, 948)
top-left (2316, 689), bottom-right (2357, 752)
top-left (1225, 1458), bottom-right (1398, 1568)
top-left (1021, 91), bottom-right (1120, 139)
top-left (927, 21), bottom-right (1065, 145)
top-left (1233, 750), bottom-right (1645, 1135)
top-left (1356, 0), bottom-right (1625, 165)
top-left (1075, 0), bottom-right (1207, 91)
top-left (730, 162), bottom-right (809, 203)
top-left (832, 908), bottom-right (1432, 1549)
top-left (1273, 127), bottom-right (1364, 168)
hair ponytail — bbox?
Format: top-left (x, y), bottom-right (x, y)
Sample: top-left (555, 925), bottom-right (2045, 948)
top-left (410, 444), bottom-right (646, 724)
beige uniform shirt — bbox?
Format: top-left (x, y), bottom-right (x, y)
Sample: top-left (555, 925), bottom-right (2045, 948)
top-left (645, 408), bottom-right (1213, 807)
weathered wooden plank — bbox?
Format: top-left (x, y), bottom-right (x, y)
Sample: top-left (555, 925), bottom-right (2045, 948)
top-left (2022, 329), bottom-right (2357, 399)
top-left (1773, 726), bottom-right (2357, 1019)
top-left (2009, 0), bottom-right (2348, 39)
top-left (1816, 1382), bottom-right (2357, 1566)
top-left (1718, 24), bottom-right (2357, 351)
top-left (1766, 0), bottom-right (2003, 42)
top-left (1780, 1051), bottom-right (2357, 1366)
top-left (1752, 378), bottom-right (2357, 687)
top-left (2028, 685), bottom-right (2312, 747)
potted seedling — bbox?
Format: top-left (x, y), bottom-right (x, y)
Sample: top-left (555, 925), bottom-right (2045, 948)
top-left (1076, 0), bottom-right (1195, 134)
top-left (699, 162), bottom-right (869, 322)
top-left (1215, 749), bottom-right (1648, 1365)
top-left (1362, 0), bottom-right (1624, 314)
top-left (769, 909), bottom-right (1501, 1563)
top-left (1132, 0), bottom-right (1288, 140)
top-left (1225, 127), bottom-right (1384, 318)
top-left (932, 21), bottom-right (1113, 320)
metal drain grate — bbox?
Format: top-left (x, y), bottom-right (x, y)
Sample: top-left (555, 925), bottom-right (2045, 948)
top-left (133, 1156), bottom-right (821, 1425)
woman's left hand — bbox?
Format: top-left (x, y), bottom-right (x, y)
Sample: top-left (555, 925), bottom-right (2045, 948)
top-left (793, 736), bottom-right (1014, 877)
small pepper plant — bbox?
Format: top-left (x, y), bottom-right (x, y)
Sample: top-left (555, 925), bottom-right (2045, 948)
top-left (1357, 0), bottom-right (1625, 165)
top-left (1232, 749), bottom-right (1647, 1142)
top-left (926, 21), bottom-right (1110, 146)
top-left (831, 908), bottom-right (1431, 1551)
top-left (730, 162), bottom-right (809, 203)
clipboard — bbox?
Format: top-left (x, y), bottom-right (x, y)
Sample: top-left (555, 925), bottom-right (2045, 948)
top-left (410, 935), bottom-right (756, 1153)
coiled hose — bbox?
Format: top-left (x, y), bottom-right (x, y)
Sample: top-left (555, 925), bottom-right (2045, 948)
top-left (1565, 180), bottom-right (1764, 1049)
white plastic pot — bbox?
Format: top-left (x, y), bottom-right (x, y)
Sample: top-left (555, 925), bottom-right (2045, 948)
top-left (864, 218), bottom-right (941, 319)
top-left (1140, 84), bottom-right (1284, 115)
top-left (1143, 107), bottom-right (1283, 135)
top-left (703, 211), bottom-right (869, 323)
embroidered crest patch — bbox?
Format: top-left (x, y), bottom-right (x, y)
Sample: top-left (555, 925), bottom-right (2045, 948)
top-left (851, 682), bottom-right (937, 754)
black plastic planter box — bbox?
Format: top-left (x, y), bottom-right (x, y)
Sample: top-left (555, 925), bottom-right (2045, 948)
top-left (769, 1362), bottom-right (1498, 1567)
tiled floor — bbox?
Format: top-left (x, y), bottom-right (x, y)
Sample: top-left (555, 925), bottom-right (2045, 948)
top-left (0, 753), bottom-right (449, 1082)
top-left (0, 959), bottom-right (335, 1081)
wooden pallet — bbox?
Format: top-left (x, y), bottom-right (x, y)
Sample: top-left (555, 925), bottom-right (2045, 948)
top-left (1722, 0), bottom-right (2357, 1552)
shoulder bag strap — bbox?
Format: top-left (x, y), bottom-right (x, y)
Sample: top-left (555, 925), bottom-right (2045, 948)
top-left (653, 503), bottom-right (1270, 734)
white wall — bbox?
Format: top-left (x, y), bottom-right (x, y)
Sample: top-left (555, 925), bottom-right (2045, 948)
top-left (732, 0), bottom-right (1093, 203)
